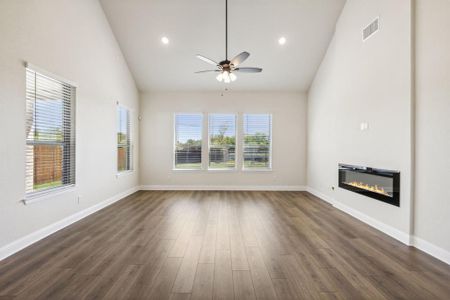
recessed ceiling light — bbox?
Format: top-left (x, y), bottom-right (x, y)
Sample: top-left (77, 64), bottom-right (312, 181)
top-left (278, 36), bottom-right (287, 45)
top-left (161, 36), bottom-right (169, 45)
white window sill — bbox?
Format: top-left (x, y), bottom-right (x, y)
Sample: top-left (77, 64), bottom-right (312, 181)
top-left (172, 168), bottom-right (270, 173)
top-left (207, 168), bottom-right (237, 172)
top-left (116, 170), bottom-right (134, 178)
top-left (172, 168), bottom-right (238, 173)
top-left (23, 185), bottom-right (76, 205)
top-left (172, 168), bottom-right (203, 172)
top-left (242, 168), bottom-right (273, 172)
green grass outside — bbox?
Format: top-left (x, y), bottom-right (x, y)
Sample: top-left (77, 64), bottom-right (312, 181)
top-left (175, 161), bottom-right (236, 169)
top-left (209, 161), bottom-right (235, 169)
top-left (34, 180), bottom-right (62, 191)
top-left (244, 161), bottom-right (270, 168)
top-left (175, 163), bottom-right (202, 169)
top-left (175, 161), bottom-right (269, 169)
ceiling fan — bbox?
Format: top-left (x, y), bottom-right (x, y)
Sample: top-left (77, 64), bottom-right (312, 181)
top-left (195, 0), bottom-right (262, 83)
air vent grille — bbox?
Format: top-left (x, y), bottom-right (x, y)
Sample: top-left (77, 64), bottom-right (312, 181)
top-left (363, 18), bottom-right (379, 41)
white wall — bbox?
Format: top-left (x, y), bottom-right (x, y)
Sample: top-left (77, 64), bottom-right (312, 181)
top-left (307, 0), bottom-right (413, 237)
top-left (140, 92), bottom-right (306, 189)
top-left (0, 0), bottom-right (139, 250)
top-left (414, 0), bottom-right (450, 254)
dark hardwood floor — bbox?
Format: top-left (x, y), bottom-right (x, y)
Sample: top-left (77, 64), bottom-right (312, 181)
top-left (0, 191), bottom-right (449, 299)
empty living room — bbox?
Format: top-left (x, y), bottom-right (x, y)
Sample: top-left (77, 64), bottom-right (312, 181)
top-left (1, 0), bottom-right (450, 299)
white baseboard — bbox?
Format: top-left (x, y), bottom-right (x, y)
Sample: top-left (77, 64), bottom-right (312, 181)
top-left (140, 185), bottom-right (307, 191)
top-left (305, 187), bottom-right (336, 205)
top-left (0, 186), bottom-right (139, 261)
top-left (411, 236), bottom-right (450, 265)
top-left (306, 186), bottom-right (411, 245)
top-left (333, 200), bottom-right (412, 245)
top-left (306, 186), bottom-right (450, 265)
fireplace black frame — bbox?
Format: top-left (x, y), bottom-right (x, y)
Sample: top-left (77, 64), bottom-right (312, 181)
top-left (338, 164), bottom-right (400, 207)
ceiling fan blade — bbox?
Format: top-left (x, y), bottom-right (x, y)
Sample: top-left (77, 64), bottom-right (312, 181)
top-left (235, 67), bottom-right (262, 73)
top-left (195, 70), bottom-right (219, 73)
top-left (230, 51), bottom-right (250, 66)
top-left (196, 54), bottom-right (219, 66)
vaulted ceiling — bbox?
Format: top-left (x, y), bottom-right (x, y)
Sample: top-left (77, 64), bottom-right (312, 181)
top-left (100, 0), bottom-right (346, 92)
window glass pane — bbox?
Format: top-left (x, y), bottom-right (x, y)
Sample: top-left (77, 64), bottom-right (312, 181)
top-left (117, 106), bottom-right (131, 172)
top-left (117, 145), bottom-right (129, 172)
top-left (25, 68), bottom-right (76, 194)
top-left (32, 144), bottom-right (63, 190)
top-left (175, 114), bottom-right (202, 169)
top-left (243, 114), bottom-right (272, 169)
top-left (209, 114), bottom-right (236, 169)
top-left (35, 97), bottom-right (63, 142)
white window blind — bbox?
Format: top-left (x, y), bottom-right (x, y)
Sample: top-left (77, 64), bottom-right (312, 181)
top-left (117, 105), bottom-right (132, 172)
top-left (243, 114), bottom-right (272, 169)
top-left (174, 114), bottom-right (203, 169)
top-left (25, 68), bottom-right (76, 195)
top-left (208, 114), bottom-right (236, 169)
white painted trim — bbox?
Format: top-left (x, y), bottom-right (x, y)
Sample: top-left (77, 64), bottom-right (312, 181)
top-left (0, 186), bottom-right (139, 261)
top-left (116, 170), bottom-right (134, 178)
top-left (140, 185), bottom-right (306, 191)
top-left (332, 199), bottom-right (412, 245)
top-left (24, 185), bottom-right (77, 205)
top-left (306, 186), bottom-right (450, 265)
top-left (306, 187), bottom-right (411, 245)
top-left (305, 187), bottom-right (336, 205)
top-left (411, 236), bottom-right (450, 266)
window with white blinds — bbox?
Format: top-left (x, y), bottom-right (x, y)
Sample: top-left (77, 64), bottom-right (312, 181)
top-left (25, 67), bottom-right (76, 195)
top-left (117, 105), bottom-right (132, 172)
top-left (243, 114), bottom-right (272, 169)
top-left (174, 114), bottom-right (203, 169)
top-left (208, 114), bottom-right (236, 169)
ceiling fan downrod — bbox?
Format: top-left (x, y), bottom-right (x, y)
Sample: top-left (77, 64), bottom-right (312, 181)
top-left (194, 0), bottom-right (263, 82)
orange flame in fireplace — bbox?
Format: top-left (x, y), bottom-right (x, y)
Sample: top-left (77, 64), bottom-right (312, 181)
top-left (345, 181), bottom-right (391, 197)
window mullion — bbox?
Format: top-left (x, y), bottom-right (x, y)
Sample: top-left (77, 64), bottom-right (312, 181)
top-left (236, 113), bottom-right (243, 170)
top-left (203, 113), bottom-right (209, 170)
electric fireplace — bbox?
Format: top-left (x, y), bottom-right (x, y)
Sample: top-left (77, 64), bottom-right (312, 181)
top-left (338, 164), bottom-right (400, 207)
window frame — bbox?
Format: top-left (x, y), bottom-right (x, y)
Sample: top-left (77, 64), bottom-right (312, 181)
top-left (207, 113), bottom-right (238, 171)
top-left (241, 113), bottom-right (273, 171)
top-left (172, 112), bottom-right (273, 172)
top-left (24, 63), bottom-right (77, 201)
top-left (116, 103), bottom-right (133, 174)
top-left (173, 113), bottom-right (204, 171)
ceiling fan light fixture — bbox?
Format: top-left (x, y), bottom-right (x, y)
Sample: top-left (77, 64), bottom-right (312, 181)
top-left (223, 71), bottom-right (230, 83)
top-left (278, 36), bottom-right (287, 45)
top-left (161, 36), bottom-right (169, 45)
top-left (195, 0), bottom-right (262, 82)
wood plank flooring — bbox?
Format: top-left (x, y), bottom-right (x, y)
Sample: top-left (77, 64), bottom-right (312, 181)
top-left (0, 191), bottom-right (449, 299)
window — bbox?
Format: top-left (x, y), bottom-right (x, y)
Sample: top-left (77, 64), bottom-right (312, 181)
top-left (25, 67), bottom-right (76, 195)
top-left (243, 114), bottom-right (272, 169)
top-left (208, 114), bottom-right (236, 169)
top-left (174, 114), bottom-right (203, 169)
top-left (117, 105), bottom-right (132, 172)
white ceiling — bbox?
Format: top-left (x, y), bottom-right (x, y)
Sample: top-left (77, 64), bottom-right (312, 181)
top-left (100, 0), bottom-right (346, 92)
